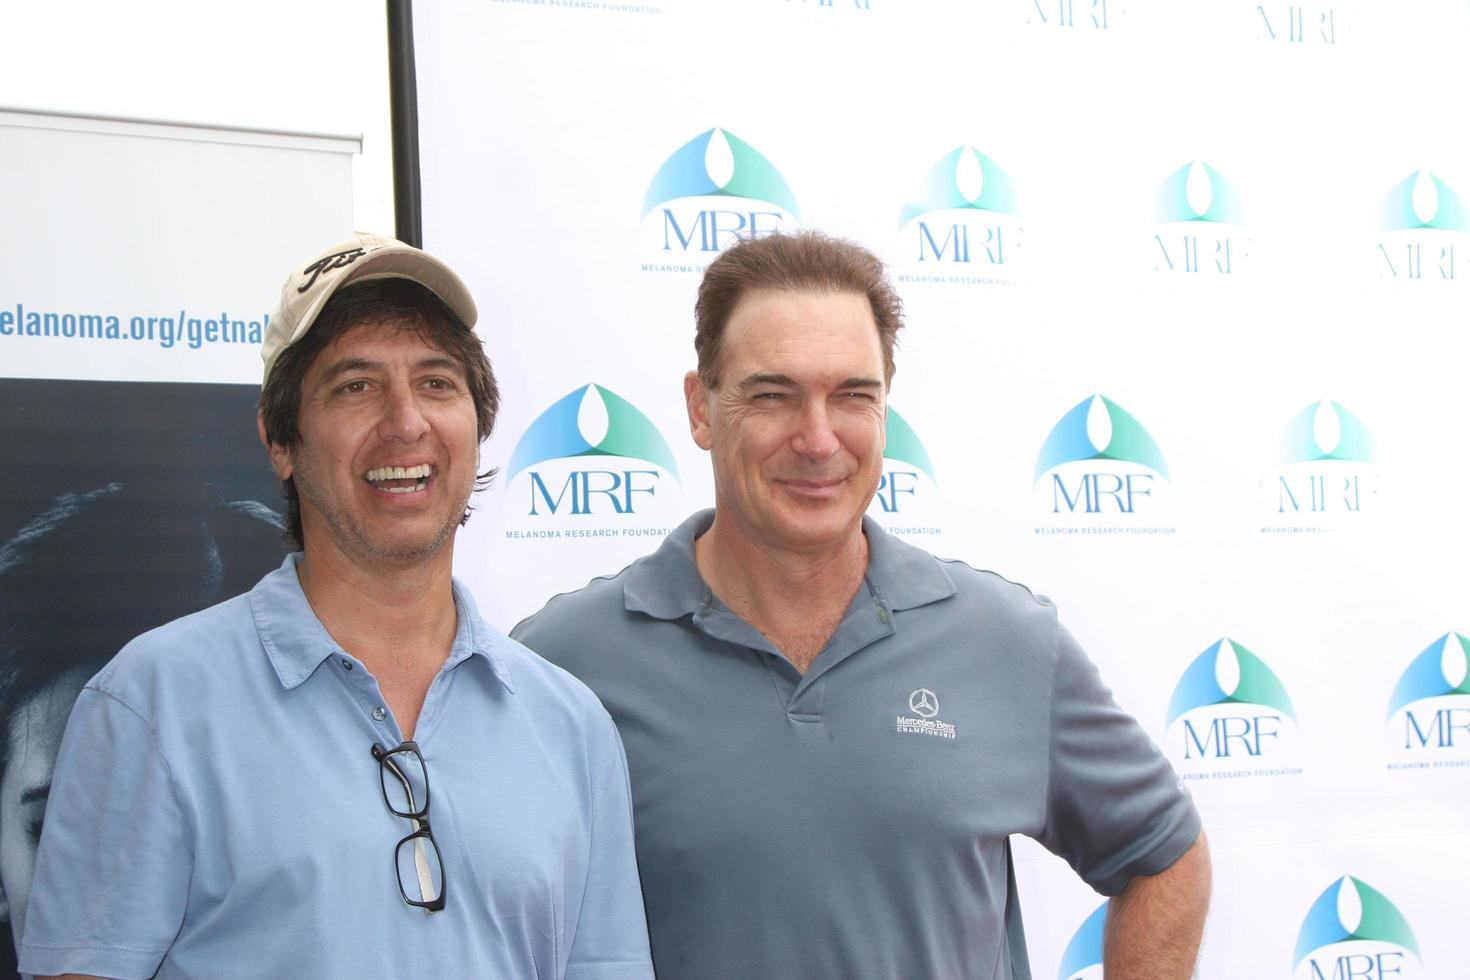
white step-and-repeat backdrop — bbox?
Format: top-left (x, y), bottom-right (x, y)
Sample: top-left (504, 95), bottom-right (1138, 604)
top-left (415, 2), bottom-right (1469, 977)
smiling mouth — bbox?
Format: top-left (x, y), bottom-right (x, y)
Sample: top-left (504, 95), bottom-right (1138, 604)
top-left (364, 464), bottom-right (434, 494)
top-left (779, 475), bottom-right (845, 488)
top-left (778, 477), bottom-right (846, 497)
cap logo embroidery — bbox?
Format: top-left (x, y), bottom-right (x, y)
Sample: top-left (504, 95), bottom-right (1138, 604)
top-left (298, 247), bottom-right (368, 294)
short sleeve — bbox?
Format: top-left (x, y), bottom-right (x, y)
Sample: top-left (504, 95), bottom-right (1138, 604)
top-left (19, 686), bottom-right (193, 979)
top-left (566, 714), bottom-right (654, 979)
top-left (1035, 624), bottom-right (1201, 896)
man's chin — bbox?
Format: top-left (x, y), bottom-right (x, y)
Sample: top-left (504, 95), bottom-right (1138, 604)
top-left (333, 515), bottom-right (463, 567)
top-left (767, 508), bottom-right (864, 548)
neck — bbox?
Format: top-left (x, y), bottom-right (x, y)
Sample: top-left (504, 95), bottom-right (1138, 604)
top-left (294, 538), bottom-right (459, 677)
top-left (694, 512), bottom-right (869, 630)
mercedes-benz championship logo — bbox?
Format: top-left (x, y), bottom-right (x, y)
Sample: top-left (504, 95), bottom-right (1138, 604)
top-left (909, 688), bottom-right (939, 718)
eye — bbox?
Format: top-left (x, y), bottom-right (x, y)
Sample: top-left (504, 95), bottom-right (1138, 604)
top-left (338, 379), bottom-right (371, 395)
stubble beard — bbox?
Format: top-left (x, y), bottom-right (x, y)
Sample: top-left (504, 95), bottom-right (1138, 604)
top-left (296, 466), bottom-right (475, 566)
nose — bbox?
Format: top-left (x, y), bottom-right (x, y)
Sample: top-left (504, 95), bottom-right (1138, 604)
top-left (790, 400), bottom-right (840, 461)
top-left (378, 383), bottom-right (430, 442)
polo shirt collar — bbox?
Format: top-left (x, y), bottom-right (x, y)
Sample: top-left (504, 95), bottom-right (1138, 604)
top-left (252, 553), bottom-right (515, 693)
top-left (622, 511), bottom-right (713, 620)
top-left (861, 514), bottom-right (958, 612)
top-left (622, 509), bottom-right (956, 621)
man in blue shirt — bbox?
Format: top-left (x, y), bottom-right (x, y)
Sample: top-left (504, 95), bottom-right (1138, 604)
top-left (21, 234), bottom-right (653, 979)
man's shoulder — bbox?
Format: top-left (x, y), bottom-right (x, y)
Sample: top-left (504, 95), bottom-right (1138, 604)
top-left (490, 625), bottom-right (624, 731)
top-left (933, 555), bottom-right (1053, 611)
top-left (875, 527), bottom-right (1055, 618)
top-left (89, 591), bottom-right (258, 706)
top-left (511, 559), bottom-right (645, 645)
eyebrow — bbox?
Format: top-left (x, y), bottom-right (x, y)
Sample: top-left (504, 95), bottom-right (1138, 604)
top-left (736, 373), bottom-right (883, 391)
top-left (318, 357), bottom-right (379, 384)
top-left (737, 373), bottom-right (797, 390)
top-left (317, 355), bottom-right (466, 385)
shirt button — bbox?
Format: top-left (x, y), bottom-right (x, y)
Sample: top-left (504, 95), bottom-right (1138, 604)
top-left (372, 706), bottom-right (386, 721)
top-left (341, 659), bottom-right (354, 671)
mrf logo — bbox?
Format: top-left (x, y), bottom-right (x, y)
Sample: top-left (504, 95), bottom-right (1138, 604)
top-left (1256, 4), bottom-right (1340, 45)
top-left (507, 384), bottom-right (680, 517)
top-left (1377, 170), bottom-right (1468, 281)
top-left (1262, 399), bottom-right (1378, 532)
top-left (1153, 161), bottom-right (1247, 275)
top-left (871, 406), bottom-right (937, 514)
top-left (895, 146), bottom-right (1022, 283)
top-left (1056, 901), bottom-right (1107, 980)
top-left (1386, 632), bottom-right (1470, 757)
top-left (869, 406), bottom-right (943, 539)
top-left (640, 128), bottom-right (798, 265)
top-left (1166, 638), bottom-right (1299, 771)
top-left (1294, 876), bottom-right (1422, 979)
top-left (1033, 394), bottom-right (1173, 529)
top-left (785, 0), bottom-right (872, 10)
top-left (1027, 0), bottom-right (1111, 30)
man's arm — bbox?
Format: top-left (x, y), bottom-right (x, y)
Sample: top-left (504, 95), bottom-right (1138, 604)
top-left (21, 686), bottom-right (189, 979)
top-left (1103, 832), bottom-right (1212, 980)
top-left (565, 713), bottom-right (654, 978)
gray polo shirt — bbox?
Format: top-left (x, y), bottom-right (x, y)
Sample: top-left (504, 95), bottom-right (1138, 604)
top-left (513, 510), bottom-right (1199, 980)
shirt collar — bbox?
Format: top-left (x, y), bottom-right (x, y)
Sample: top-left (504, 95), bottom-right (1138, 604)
top-left (623, 509), bottom-right (956, 620)
top-left (251, 553), bottom-right (515, 692)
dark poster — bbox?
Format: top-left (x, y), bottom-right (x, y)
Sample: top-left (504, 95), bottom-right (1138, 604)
top-left (0, 379), bottom-right (288, 973)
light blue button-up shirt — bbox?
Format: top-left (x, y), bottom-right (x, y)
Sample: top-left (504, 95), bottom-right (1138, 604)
top-left (22, 554), bottom-right (653, 979)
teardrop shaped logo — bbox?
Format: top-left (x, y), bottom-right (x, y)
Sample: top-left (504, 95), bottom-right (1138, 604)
top-left (704, 127), bottom-right (735, 190)
top-left (898, 145), bottom-right (1018, 228)
top-left (1280, 398), bottom-right (1373, 464)
top-left (1335, 876), bottom-right (1363, 935)
top-left (577, 383), bottom-right (610, 447)
top-left (1294, 875), bottom-right (1420, 967)
top-left (955, 147), bottom-right (985, 205)
top-left (1214, 638), bottom-right (1241, 697)
top-left (1387, 632), bottom-right (1470, 717)
top-left (1084, 394), bottom-right (1112, 455)
top-left (641, 127), bottom-right (801, 220)
top-left (1156, 160), bottom-right (1242, 225)
top-left (1185, 161), bottom-right (1213, 219)
top-left (1166, 638), bottom-right (1296, 724)
top-left (1411, 170), bottom-right (1439, 226)
top-left (1444, 633), bottom-right (1469, 688)
top-left (1311, 399), bottom-right (1342, 457)
top-left (507, 383), bottom-right (681, 483)
top-left (1034, 394), bottom-right (1171, 482)
top-left (1380, 169), bottom-right (1469, 233)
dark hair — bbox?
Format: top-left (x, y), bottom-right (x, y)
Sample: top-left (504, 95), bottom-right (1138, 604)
top-left (693, 230), bottom-right (904, 387)
top-left (0, 484), bottom-right (284, 764)
top-left (257, 278), bottom-right (501, 548)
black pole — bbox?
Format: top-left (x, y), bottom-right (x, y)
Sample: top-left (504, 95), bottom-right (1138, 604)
top-left (386, 0), bottom-right (423, 247)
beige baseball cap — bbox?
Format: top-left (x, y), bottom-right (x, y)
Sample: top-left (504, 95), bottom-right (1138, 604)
top-left (260, 233), bottom-right (478, 384)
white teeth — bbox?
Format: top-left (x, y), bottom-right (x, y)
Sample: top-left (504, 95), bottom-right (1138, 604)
top-left (365, 464), bottom-right (433, 483)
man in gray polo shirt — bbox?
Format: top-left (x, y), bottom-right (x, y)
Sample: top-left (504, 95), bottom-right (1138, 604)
top-left (513, 231), bottom-right (1209, 978)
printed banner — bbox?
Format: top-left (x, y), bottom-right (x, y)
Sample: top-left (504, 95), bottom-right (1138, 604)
top-left (416, 2), bottom-right (1469, 976)
top-left (0, 110), bottom-right (355, 974)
